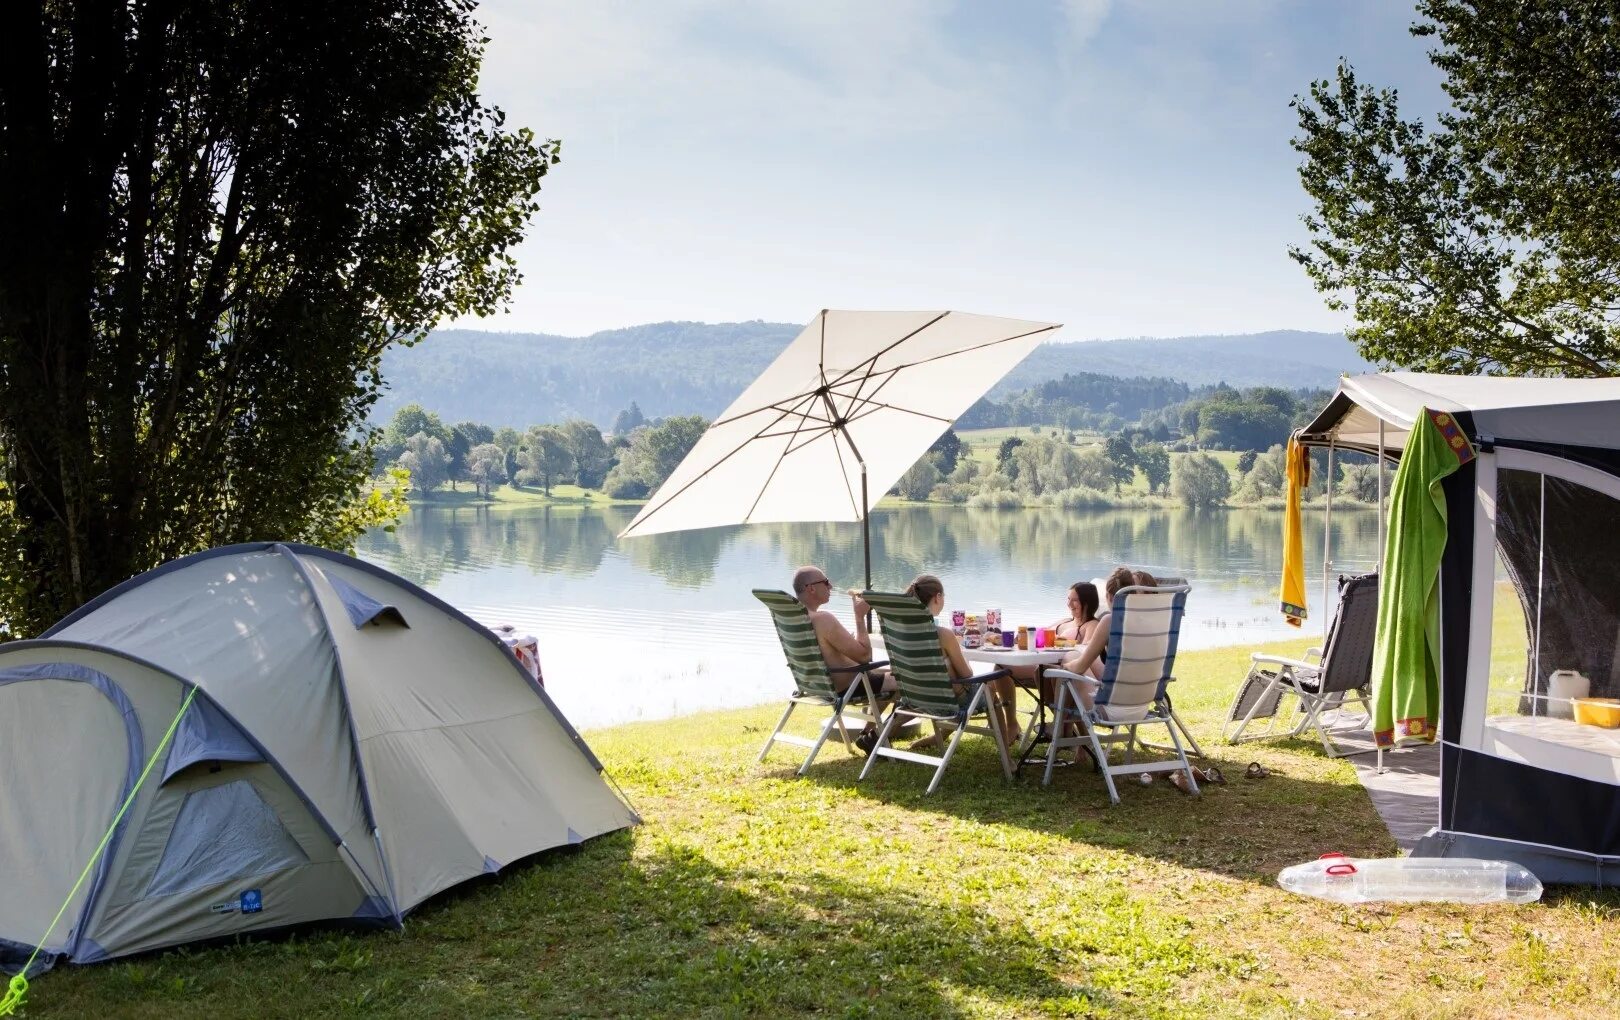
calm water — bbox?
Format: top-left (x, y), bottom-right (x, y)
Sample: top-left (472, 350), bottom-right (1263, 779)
top-left (356, 504), bottom-right (1381, 729)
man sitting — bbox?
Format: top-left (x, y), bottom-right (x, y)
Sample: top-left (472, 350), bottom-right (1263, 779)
top-left (792, 566), bottom-right (896, 751)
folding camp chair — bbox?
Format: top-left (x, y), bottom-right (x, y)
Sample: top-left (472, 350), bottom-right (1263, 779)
top-left (858, 590), bottom-right (1016, 795)
top-left (1223, 572), bottom-right (1378, 757)
top-left (753, 589), bottom-right (892, 775)
top-left (1041, 584), bottom-right (1198, 804)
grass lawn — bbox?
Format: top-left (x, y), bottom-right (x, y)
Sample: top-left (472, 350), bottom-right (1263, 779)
top-left (28, 639), bottom-right (1620, 1019)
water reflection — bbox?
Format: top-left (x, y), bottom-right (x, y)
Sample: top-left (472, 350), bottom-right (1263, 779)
top-left (359, 504), bottom-right (1380, 728)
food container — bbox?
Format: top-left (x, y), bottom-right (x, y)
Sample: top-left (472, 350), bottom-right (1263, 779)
top-left (1573, 697), bottom-right (1620, 728)
top-left (951, 610), bottom-right (966, 636)
top-left (963, 614), bottom-right (983, 649)
top-left (986, 609), bottom-right (1002, 630)
top-left (1547, 670), bottom-right (1590, 719)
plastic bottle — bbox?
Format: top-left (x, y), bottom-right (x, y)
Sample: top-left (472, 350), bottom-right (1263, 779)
top-left (1278, 854), bottom-right (1543, 905)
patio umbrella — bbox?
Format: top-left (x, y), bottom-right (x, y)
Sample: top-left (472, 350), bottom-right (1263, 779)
top-left (617, 309), bottom-right (1062, 587)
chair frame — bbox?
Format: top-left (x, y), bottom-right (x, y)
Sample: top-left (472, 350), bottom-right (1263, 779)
top-left (1041, 584), bottom-right (1199, 804)
top-left (753, 589), bottom-right (893, 775)
top-left (1223, 572), bottom-right (1378, 758)
top-left (858, 590), bottom-right (1016, 795)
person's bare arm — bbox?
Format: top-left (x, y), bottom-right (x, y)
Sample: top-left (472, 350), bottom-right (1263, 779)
top-left (814, 606), bottom-right (872, 663)
top-left (937, 626), bottom-right (973, 680)
top-left (1061, 616), bottom-right (1109, 677)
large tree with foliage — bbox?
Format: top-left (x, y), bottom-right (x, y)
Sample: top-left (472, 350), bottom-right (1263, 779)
top-left (0, 1), bottom-right (553, 635)
top-left (1293, 0), bottom-right (1620, 376)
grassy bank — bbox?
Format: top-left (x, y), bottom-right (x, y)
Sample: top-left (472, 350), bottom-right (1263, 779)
top-left (405, 482), bottom-right (644, 508)
top-left (29, 640), bottom-right (1620, 1018)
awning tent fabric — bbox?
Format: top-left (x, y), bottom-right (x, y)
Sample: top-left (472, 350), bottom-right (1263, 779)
top-left (618, 310), bottom-right (1060, 568)
top-left (1298, 372), bottom-right (1620, 885)
top-left (0, 543), bottom-right (636, 969)
top-left (1301, 372), bottom-right (1620, 456)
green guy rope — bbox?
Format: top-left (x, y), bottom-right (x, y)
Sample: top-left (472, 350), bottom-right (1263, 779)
top-left (1, 686), bottom-right (198, 1017)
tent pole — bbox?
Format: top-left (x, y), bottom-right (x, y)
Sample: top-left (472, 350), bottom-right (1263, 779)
top-left (1377, 420), bottom-right (1386, 570)
top-left (1323, 441), bottom-right (1334, 643)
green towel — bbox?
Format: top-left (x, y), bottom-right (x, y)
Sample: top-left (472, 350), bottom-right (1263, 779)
top-left (1371, 407), bottom-right (1474, 746)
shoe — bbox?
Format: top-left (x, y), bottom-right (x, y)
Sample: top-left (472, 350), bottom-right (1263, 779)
top-left (1246, 761), bottom-right (1270, 779)
top-left (853, 728), bottom-right (879, 757)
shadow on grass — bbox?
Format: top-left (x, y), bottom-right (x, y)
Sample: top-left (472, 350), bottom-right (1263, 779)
top-left (767, 733), bottom-right (1397, 884)
top-left (37, 833), bottom-right (1129, 1020)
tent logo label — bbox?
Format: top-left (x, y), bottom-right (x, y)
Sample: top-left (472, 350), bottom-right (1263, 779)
top-left (208, 901), bottom-right (237, 915)
top-left (240, 890), bottom-right (263, 914)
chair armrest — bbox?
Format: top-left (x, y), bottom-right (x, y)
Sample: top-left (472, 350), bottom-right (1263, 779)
top-left (1250, 652), bottom-right (1320, 672)
top-left (1041, 667), bottom-right (1100, 690)
top-left (1305, 646), bottom-right (1323, 659)
top-left (828, 660), bottom-right (889, 674)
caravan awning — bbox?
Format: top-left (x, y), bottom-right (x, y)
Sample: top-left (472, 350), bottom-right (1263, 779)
top-left (1301, 372), bottom-right (1620, 456)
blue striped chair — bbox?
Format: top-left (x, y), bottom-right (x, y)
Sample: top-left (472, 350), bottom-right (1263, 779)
top-left (858, 590), bottom-right (1015, 794)
top-left (753, 589), bottom-right (892, 775)
top-left (1041, 584), bottom-right (1197, 804)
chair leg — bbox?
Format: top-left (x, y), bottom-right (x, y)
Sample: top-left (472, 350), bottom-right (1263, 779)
top-left (928, 688), bottom-right (982, 795)
top-left (759, 700), bottom-right (798, 762)
top-left (1166, 718), bottom-right (1199, 797)
top-left (798, 708), bottom-right (844, 776)
top-left (985, 694), bottom-right (1014, 780)
top-left (1043, 683), bottom-right (1070, 786)
top-left (859, 707), bottom-right (903, 781)
top-left (1088, 725), bottom-right (1120, 805)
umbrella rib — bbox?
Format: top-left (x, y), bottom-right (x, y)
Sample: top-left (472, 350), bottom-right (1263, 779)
top-left (834, 324), bottom-right (1063, 385)
top-left (623, 388), bottom-right (826, 534)
top-left (743, 378), bottom-right (830, 522)
top-left (711, 390), bottom-right (831, 429)
top-left (826, 415), bottom-right (863, 520)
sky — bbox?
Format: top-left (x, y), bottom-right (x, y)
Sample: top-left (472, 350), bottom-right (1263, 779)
top-left (461, 1), bottom-right (1448, 341)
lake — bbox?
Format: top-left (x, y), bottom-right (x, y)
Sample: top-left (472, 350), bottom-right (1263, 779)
top-left (356, 503), bottom-right (1381, 729)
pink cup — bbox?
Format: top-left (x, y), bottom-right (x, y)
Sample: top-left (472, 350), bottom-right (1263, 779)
top-left (1034, 628), bottom-right (1049, 649)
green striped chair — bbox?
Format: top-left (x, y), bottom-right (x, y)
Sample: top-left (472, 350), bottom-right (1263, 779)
top-left (858, 590), bottom-right (1015, 794)
top-left (754, 589), bottom-right (892, 774)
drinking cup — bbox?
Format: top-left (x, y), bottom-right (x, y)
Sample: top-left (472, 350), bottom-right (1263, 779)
top-left (1034, 628), bottom-right (1048, 649)
top-left (1001, 629), bottom-right (1015, 647)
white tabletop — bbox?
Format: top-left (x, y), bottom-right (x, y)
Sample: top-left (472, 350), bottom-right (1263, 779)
top-left (871, 634), bottom-right (1069, 669)
top-left (963, 645), bottom-right (1070, 668)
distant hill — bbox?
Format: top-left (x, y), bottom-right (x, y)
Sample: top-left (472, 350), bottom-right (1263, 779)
top-left (373, 322), bottom-right (1375, 428)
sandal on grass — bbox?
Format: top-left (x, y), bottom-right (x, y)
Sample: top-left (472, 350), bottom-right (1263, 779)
top-left (1245, 761), bottom-right (1270, 779)
top-left (1195, 765), bottom-right (1226, 785)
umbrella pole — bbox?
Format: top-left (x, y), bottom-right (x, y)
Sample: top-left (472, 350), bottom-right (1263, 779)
top-left (862, 469), bottom-right (872, 591)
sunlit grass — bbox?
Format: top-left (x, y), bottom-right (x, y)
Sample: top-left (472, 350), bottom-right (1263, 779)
top-left (29, 639), bottom-right (1620, 1018)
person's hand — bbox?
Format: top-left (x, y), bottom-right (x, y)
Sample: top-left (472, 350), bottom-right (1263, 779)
top-left (851, 594), bottom-right (870, 619)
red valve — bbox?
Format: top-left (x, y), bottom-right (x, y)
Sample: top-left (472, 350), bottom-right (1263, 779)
top-left (1318, 852), bottom-right (1357, 876)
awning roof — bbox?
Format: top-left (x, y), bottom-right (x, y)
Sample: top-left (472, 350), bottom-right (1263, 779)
top-left (1300, 372), bottom-right (1620, 455)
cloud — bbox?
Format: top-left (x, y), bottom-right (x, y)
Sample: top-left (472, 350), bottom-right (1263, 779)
top-left (1060, 0), bottom-right (1113, 48)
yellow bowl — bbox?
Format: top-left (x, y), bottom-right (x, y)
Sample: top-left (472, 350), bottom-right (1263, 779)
top-left (1573, 697), bottom-right (1620, 728)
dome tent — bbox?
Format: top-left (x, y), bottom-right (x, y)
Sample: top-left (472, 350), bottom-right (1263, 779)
top-left (1299, 373), bottom-right (1620, 884)
top-left (0, 542), bottom-right (636, 968)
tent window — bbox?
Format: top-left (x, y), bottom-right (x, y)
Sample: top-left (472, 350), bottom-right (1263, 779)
top-left (1484, 467), bottom-right (1620, 782)
top-left (146, 781), bottom-right (308, 898)
top-left (323, 572), bottom-right (408, 629)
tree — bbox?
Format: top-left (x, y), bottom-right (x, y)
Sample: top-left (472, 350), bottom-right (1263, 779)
top-left (1237, 450), bottom-right (1259, 475)
top-left (926, 428), bottom-right (962, 476)
top-left (559, 419), bottom-right (613, 489)
top-left (1103, 434), bottom-right (1138, 495)
top-left (517, 426), bottom-right (574, 495)
top-left (465, 442), bottom-right (506, 497)
top-left (0, 2), bottom-right (553, 635)
top-left (1137, 443), bottom-right (1171, 495)
top-left (1293, 0), bottom-right (1620, 377)
top-left (896, 459), bottom-right (942, 501)
top-left (611, 402), bottom-right (646, 436)
top-left (601, 415), bottom-right (706, 496)
top-left (1172, 453), bottom-right (1231, 510)
top-left (398, 433), bottom-right (450, 495)
top-left (997, 436), bottom-right (1025, 480)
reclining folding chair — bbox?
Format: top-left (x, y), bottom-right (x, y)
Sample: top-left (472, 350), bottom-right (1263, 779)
top-left (858, 590), bottom-right (1015, 795)
top-left (753, 589), bottom-right (891, 775)
top-left (1041, 583), bottom-right (1198, 804)
top-left (1224, 572), bottom-right (1378, 757)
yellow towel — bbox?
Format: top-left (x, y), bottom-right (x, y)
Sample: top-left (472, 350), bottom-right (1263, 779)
top-left (1280, 436), bottom-right (1310, 627)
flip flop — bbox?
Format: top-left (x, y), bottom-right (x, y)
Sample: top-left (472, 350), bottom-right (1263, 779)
top-left (1246, 761), bottom-right (1270, 779)
top-left (1196, 765), bottom-right (1227, 785)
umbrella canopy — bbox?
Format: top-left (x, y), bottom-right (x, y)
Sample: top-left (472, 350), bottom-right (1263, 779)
top-left (617, 309), bottom-right (1061, 580)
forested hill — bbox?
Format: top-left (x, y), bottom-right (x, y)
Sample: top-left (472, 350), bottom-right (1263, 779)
top-left (374, 322), bottom-right (1373, 428)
